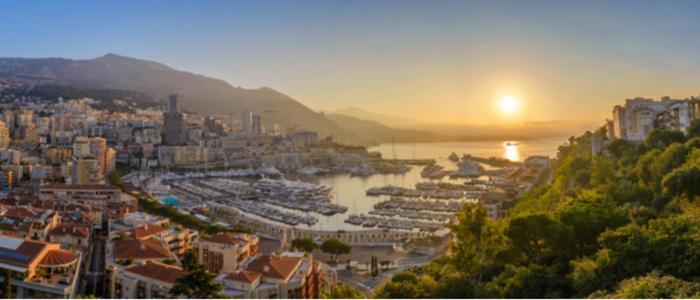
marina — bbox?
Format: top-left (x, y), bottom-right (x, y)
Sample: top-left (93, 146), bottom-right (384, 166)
top-left (131, 139), bottom-right (561, 231)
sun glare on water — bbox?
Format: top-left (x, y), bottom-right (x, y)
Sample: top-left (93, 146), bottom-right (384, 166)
top-left (499, 95), bottom-right (519, 114)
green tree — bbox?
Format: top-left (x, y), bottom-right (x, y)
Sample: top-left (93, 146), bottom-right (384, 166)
top-left (170, 250), bottom-right (222, 298)
top-left (686, 119), bottom-right (700, 138)
top-left (593, 273), bottom-right (700, 298)
top-left (662, 158), bottom-right (700, 200)
top-left (450, 204), bottom-right (504, 285)
top-left (557, 191), bottom-right (627, 256)
top-left (488, 263), bottom-right (570, 298)
top-left (320, 239), bottom-right (351, 266)
top-left (322, 284), bottom-right (365, 299)
top-left (645, 129), bottom-right (685, 149)
top-left (505, 213), bottom-right (574, 264)
top-left (374, 273), bottom-right (437, 298)
top-left (590, 156), bottom-right (615, 187)
top-left (291, 237), bottom-right (317, 253)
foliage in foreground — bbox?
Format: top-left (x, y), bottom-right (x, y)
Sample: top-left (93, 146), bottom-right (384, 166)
top-left (374, 120), bottom-right (700, 298)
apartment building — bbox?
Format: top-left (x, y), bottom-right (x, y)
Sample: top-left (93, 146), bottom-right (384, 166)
top-left (216, 252), bottom-right (323, 299)
top-left (611, 97), bottom-right (696, 141)
top-left (0, 235), bottom-right (81, 298)
top-left (193, 232), bottom-right (260, 274)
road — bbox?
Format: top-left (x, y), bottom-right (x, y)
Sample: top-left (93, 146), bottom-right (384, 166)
top-left (84, 231), bottom-right (105, 297)
top-left (336, 251), bottom-right (439, 295)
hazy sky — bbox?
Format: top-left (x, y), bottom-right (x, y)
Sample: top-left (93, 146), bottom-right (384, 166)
top-left (3, 0), bottom-right (700, 124)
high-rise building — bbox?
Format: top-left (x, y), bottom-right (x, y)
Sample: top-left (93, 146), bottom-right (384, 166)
top-left (163, 94), bottom-right (185, 145)
top-left (250, 112), bottom-right (261, 134)
top-left (0, 121), bottom-right (9, 149)
top-left (73, 158), bottom-right (102, 185)
top-left (71, 136), bottom-right (111, 184)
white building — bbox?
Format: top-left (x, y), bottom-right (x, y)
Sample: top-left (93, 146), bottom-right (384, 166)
top-left (611, 97), bottom-right (695, 141)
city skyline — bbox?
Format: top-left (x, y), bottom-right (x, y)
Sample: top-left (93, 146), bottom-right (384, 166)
top-left (4, 0), bottom-right (700, 125)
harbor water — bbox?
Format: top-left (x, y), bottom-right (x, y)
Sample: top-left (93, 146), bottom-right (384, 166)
top-left (275, 137), bottom-right (568, 231)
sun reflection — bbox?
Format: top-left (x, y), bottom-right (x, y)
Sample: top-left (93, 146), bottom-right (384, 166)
top-left (504, 141), bottom-right (520, 161)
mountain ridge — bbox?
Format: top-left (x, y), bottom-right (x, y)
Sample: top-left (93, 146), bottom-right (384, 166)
top-left (0, 53), bottom-right (370, 145)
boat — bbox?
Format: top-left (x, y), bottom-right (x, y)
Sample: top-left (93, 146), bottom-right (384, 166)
top-left (420, 164), bottom-right (444, 178)
top-left (350, 164), bottom-right (376, 177)
top-left (448, 152), bottom-right (460, 162)
top-left (506, 141), bottom-right (519, 146)
top-left (450, 159), bottom-right (485, 178)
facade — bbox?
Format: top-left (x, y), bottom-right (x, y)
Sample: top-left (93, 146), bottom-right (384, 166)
top-left (611, 97), bottom-right (694, 141)
top-left (217, 252), bottom-right (323, 299)
top-left (105, 237), bottom-right (177, 298)
top-left (193, 232), bottom-right (260, 274)
top-left (39, 184), bottom-right (127, 229)
top-left (112, 261), bottom-right (183, 298)
top-left (163, 94), bottom-right (185, 145)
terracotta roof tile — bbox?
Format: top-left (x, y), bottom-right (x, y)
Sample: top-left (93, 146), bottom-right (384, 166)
top-left (205, 232), bottom-right (248, 246)
top-left (39, 249), bottom-right (78, 266)
top-left (225, 270), bottom-right (261, 284)
top-left (125, 261), bottom-right (183, 285)
top-left (50, 224), bottom-right (90, 238)
top-left (246, 255), bottom-right (302, 281)
top-left (41, 184), bottom-right (120, 191)
top-left (131, 224), bottom-right (168, 239)
top-left (113, 238), bottom-right (172, 260)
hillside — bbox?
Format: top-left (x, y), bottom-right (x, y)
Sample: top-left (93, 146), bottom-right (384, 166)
top-left (0, 54), bottom-right (369, 145)
top-left (374, 123), bottom-right (700, 298)
top-left (327, 113), bottom-right (530, 143)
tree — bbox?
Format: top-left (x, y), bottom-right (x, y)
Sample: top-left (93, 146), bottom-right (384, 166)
top-left (505, 213), bottom-right (574, 264)
top-left (370, 256), bottom-right (378, 277)
top-left (686, 119), bottom-right (700, 138)
top-left (556, 191), bottom-right (627, 256)
top-left (449, 204), bottom-right (504, 286)
top-left (645, 129), bottom-right (685, 149)
top-left (590, 156), bottom-right (615, 187)
top-left (488, 263), bottom-right (570, 298)
top-left (170, 250), bottom-right (222, 298)
top-left (320, 239), bottom-right (351, 266)
top-left (322, 284), bottom-right (365, 299)
top-left (662, 159), bottom-right (700, 200)
top-left (374, 273), bottom-right (437, 299)
top-left (379, 260), bottom-right (390, 271)
top-left (291, 237), bottom-right (317, 253)
top-left (593, 273), bottom-right (700, 298)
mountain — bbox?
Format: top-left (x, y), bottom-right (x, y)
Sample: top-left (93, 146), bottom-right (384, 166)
top-left (0, 53), bottom-right (369, 145)
top-left (326, 113), bottom-right (530, 143)
top-left (328, 107), bottom-right (417, 128)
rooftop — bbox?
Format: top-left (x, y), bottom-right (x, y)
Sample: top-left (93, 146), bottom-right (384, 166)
top-left (113, 238), bottom-right (172, 261)
top-left (125, 261), bottom-right (183, 285)
top-left (246, 254), bottom-right (302, 281)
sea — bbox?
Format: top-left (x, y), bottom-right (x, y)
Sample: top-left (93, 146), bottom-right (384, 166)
top-left (276, 137), bottom-right (569, 231)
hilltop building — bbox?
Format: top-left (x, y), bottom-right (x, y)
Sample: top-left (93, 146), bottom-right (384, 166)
top-left (610, 97), bottom-right (700, 141)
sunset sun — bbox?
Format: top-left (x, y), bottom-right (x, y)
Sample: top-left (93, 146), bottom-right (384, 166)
top-left (499, 95), bottom-right (520, 114)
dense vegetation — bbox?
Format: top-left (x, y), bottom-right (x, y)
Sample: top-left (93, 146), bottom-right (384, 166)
top-left (373, 121), bottom-right (700, 298)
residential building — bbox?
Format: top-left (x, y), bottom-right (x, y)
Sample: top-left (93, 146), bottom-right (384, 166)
top-left (611, 97), bottom-right (695, 141)
top-left (112, 261), bottom-right (183, 298)
top-left (217, 252), bottom-right (323, 299)
top-left (0, 235), bottom-right (82, 298)
top-left (193, 232), bottom-right (260, 274)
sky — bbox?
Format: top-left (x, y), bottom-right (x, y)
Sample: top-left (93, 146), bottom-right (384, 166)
top-left (3, 0), bottom-right (700, 125)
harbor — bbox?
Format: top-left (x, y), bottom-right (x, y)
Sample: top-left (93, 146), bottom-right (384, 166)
top-left (126, 139), bottom-right (559, 232)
